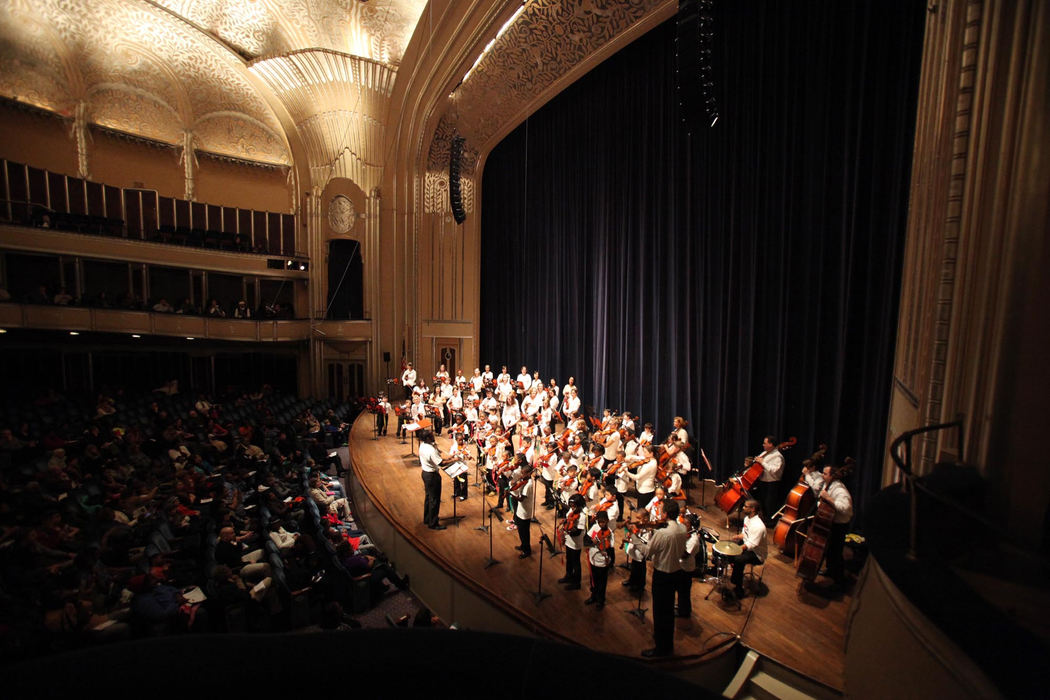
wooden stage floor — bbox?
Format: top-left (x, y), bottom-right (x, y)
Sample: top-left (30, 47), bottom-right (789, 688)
top-left (348, 416), bottom-right (849, 691)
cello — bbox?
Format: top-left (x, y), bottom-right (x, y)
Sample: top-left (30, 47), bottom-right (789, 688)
top-left (796, 458), bottom-right (854, 582)
top-left (772, 444), bottom-right (827, 555)
top-left (715, 436), bottom-right (797, 514)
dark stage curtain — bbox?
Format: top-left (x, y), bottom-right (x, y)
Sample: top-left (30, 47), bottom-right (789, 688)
top-left (480, 0), bottom-right (925, 524)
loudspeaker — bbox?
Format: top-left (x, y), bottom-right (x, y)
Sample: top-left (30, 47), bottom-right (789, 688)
top-left (449, 135), bottom-right (466, 225)
top-left (383, 352), bottom-right (391, 363)
top-left (326, 239), bottom-right (363, 320)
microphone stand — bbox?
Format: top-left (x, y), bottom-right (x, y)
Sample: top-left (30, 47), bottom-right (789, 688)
top-left (628, 564), bottom-right (648, 621)
top-left (532, 532), bottom-right (553, 605)
top-left (549, 504), bottom-right (562, 559)
top-left (483, 505), bottom-right (500, 569)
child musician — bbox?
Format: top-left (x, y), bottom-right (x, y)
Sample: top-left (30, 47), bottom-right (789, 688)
top-left (585, 510), bottom-right (615, 609)
top-left (558, 494), bottom-right (586, 590)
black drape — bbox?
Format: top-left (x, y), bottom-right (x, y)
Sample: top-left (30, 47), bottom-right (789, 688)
top-left (480, 0), bottom-right (925, 524)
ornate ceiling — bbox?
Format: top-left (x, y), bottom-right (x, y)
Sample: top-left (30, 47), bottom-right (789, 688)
top-left (0, 0), bottom-right (669, 200)
top-left (0, 0), bottom-right (427, 174)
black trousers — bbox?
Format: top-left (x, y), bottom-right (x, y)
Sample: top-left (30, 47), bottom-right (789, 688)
top-left (421, 470), bottom-right (441, 527)
top-left (730, 549), bottom-right (762, 588)
top-left (651, 569), bottom-right (676, 653)
top-left (590, 563), bottom-right (610, 603)
top-left (637, 490), bottom-right (655, 510)
top-left (514, 515), bottom-right (531, 555)
top-left (675, 569), bottom-right (694, 615)
top-left (565, 547), bottom-right (581, 584)
top-left (826, 521), bottom-right (849, 584)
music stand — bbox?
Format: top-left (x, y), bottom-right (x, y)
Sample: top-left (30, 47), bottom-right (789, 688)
top-left (442, 461), bottom-right (469, 527)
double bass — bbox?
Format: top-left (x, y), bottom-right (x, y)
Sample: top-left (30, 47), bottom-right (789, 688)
top-left (715, 437), bottom-right (797, 514)
top-left (796, 458), bottom-right (854, 582)
top-left (772, 444), bottom-right (826, 555)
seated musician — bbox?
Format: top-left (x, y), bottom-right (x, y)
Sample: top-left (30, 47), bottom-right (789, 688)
top-left (729, 500), bottom-right (767, 599)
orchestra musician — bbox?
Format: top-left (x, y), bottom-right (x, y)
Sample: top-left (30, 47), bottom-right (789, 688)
top-left (557, 493), bottom-right (586, 590)
top-left (584, 510), bottom-right (615, 609)
top-left (589, 485), bottom-right (620, 524)
top-left (801, 459), bottom-right (824, 497)
top-left (511, 464), bottom-right (536, 558)
top-left (563, 387), bottom-right (581, 418)
top-left (449, 414), bottom-right (471, 501)
top-left (754, 435), bottom-right (785, 525)
top-left (481, 364), bottom-right (494, 387)
top-left (728, 500), bottom-right (767, 599)
top-left (501, 395), bottom-right (521, 441)
top-left (434, 363), bottom-right (450, 384)
top-left (395, 399), bottom-right (410, 438)
top-left (516, 366), bottom-right (532, 394)
top-left (400, 362), bottom-right (417, 399)
top-left (375, 393), bottom-right (390, 436)
top-left (470, 368), bottom-right (485, 393)
top-left (623, 443), bottom-right (658, 509)
top-left (819, 465), bottom-right (854, 590)
top-left (676, 511), bottom-right (703, 618)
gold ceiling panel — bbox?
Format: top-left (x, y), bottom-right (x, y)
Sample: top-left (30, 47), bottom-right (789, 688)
top-left (448, 0), bottom-right (668, 156)
top-left (153, 0), bottom-right (427, 64)
top-left (250, 49), bottom-right (396, 190)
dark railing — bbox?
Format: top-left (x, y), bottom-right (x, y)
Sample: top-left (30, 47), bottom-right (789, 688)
top-left (1, 159), bottom-right (296, 255)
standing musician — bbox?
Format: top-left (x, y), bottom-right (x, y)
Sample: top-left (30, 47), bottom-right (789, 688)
top-left (754, 435), bottom-right (785, 525)
top-left (501, 395), bottom-right (521, 440)
top-left (538, 441), bottom-right (560, 510)
top-left (470, 368), bottom-right (485, 393)
top-left (556, 463), bottom-right (580, 513)
top-left (453, 368), bottom-right (467, 389)
top-left (676, 511), bottom-right (703, 618)
top-left (418, 430), bottom-right (452, 530)
top-left (643, 499), bottom-right (688, 658)
top-left (448, 414), bottom-right (471, 501)
top-left (395, 399), bottom-right (410, 438)
top-left (375, 393), bottom-right (390, 436)
top-left (819, 465), bottom-right (854, 590)
top-left (400, 362), bottom-right (417, 399)
top-left (728, 500), bottom-right (767, 599)
top-left (563, 387), bottom-right (581, 418)
top-left (623, 443), bottom-right (658, 509)
top-left (801, 459), bottom-right (824, 497)
top-left (557, 493), bottom-right (586, 590)
top-left (516, 366), bottom-right (532, 394)
top-left (589, 485), bottom-right (621, 524)
top-left (434, 363), bottom-right (450, 384)
top-left (584, 511), bottom-right (615, 609)
top-left (638, 423), bottom-right (655, 447)
top-left (511, 464), bottom-right (536, 558)
top-left (547, 389), bottom-right (561, 433)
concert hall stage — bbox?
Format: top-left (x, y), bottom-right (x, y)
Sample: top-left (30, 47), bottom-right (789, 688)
top-left (345, 414), bottom-right (849, 691)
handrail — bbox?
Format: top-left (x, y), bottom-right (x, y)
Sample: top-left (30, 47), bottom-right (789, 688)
top-left (889, 420), bottom-right (1045, 562)
top-left (890, 420), bottom-right (963, 560)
